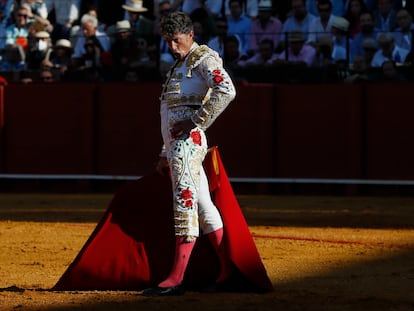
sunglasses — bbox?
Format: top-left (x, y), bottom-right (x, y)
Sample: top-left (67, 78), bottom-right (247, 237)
top-left (18, 14), bottom-right (28, 18)
top-left (41, 76), bottom-right (53, 81)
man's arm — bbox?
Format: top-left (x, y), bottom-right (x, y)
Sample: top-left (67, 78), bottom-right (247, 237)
top-left (191, 55), bottom-right (236, 130)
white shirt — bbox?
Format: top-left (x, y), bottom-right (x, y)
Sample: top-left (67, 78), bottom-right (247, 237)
top-left (182, 0), bottom-right (223, 16)
top-left (72, 30), bottom-right (111, 58)
top-left (44, 0), bottom-right (80, 25)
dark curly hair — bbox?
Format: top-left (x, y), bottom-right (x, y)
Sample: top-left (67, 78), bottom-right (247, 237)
top-left (160, 12), bottom-right (193, 37)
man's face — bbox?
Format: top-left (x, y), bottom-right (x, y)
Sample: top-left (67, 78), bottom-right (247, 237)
top-left (360, 13), bottom-right (374, 33)
top-left (82, 21), bottom-right (96, 37)
top-left (164, 31), bottom-right (194, 61)
top-left (15, 9), bottom-right (29, 27)
top-left (259, 42), bottom-right (273, 60)
top-left (396, 10), bottom-right (412, 31)
top-left (317, 3), bottom-right (332, 21)
top-left (229, 2), bottom-right (242, 19)
top-left (291, 0), bottom-right (306, 19)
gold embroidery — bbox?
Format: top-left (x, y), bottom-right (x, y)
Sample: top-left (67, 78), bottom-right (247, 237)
top-left (186, 45), bottom-right (211, 68)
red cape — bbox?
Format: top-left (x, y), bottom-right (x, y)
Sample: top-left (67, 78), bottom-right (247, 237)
top-left (52, 147), bottom-right (273, 292)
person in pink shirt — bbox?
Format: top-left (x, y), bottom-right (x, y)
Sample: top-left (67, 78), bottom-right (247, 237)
top-left (275, 30), bottom-right (317, 67)
top-left (240, 38), bottom-right (279, 66)
top-left (248, 0), bottom-right (282, 54)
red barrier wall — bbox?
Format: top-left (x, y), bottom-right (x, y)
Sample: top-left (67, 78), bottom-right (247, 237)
top-left (364, 83), bottom-right (414, 179)
top-left (4, 84), bottom-right (96, 174)
top-left (208, 83), bottom-right (276, 177)
top-left (274, 84), bottom-right (363, 178)
top-left (96, 83), bottom-right (162, 175)
top-left (0, 82), bottom-right (413, 180)
top-left (0, 84), bottom-right (4, 172)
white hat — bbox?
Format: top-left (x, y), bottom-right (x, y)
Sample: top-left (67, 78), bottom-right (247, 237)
top-left (55, 39), bottom-right (72, 49)
top-left (258, 0), bottom-right (272, 11)
top-left (122, 0), bottom-right (148, 13)
top-left (331, 17), bottom-right (350, 32)
top-left (116, 20), bottom-right (131, 33)
top-left (35, 31), bottom-right (50, 39)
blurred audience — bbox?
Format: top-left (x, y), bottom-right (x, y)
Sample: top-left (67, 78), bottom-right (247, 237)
top-left (1, 1), bottom-right (414, 83)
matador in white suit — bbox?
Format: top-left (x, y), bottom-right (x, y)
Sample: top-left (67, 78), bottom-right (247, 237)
top-left (143, 12), bottom-right (236, 296)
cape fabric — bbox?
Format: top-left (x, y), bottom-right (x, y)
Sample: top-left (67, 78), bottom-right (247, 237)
top-left (52, 147), bottom-right (273, 292)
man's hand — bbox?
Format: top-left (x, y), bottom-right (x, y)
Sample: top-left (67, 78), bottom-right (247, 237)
top-left (156, 156), bottom-right (169, 175)
top-left (170, 119), bottom-right (195, 138)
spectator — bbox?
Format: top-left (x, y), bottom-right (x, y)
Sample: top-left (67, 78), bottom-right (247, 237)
top-left (42, 38), bottom-right (74, 79)
top-left (224, 0), bottom-right (258, 20)
top-left (360, 37), bottom-right (379, 65)
top-left (190, 8), bottom-right (214, 45)
top-left (4, 5), bottom-right (31, 50)
top-left (153, 0), bottom-right (181, 19)
top-left (370, 31), bottom-right (409, 66)
top-left (21, 0), bottom-right (51, 32)
top-left (275, 30), bottom-right (317, 67)
top-left (72, 34), bottom-right (112, 79)
top-left (343, 0), bottom-right (369, 38)
top-left (154, 1), bottom-right (175, 71)
top-left (222, 34), bottom-right (248, 72)
top-left (110, 20), bottom-right (134, 69)
top-left (227, 0), bottom-right (252, 54)
top-left (240, 38), bottom-right (278, 66)
top-left (39, 66), bottom-right (55, 82)
top-left (344, 54), bottom-right (372, 83)
top-left (122, 0), bottom-right (154, 41)
top-left (280, 0), bottom-right (316, 44)
top-left (307, 0), bottom-right (345, 17)
top-left (308, 0), bottom-right (337, 46)
top-left (128, 36), bottom-right (156, 69)
top-left (350, 11), bottom-right (380, 61)
top-left (248, 0), bottom-right (282, 54)
top-left (375, 59), bottom-right (407, 80)
top-left (181, 0), bottom-right (223, 19)
top-left (45, 0), bottom-right (81, 41)
top-left (0, 43), bottom-right (26, 71)
top-left (373, 0), bottom-right (398, 32)
top-left (314, 33), bottom-right (347, 67)
top-left (72, 14), bottom-right (110, 60)
top-left (330, 16), bottom-right (350, 50)
top-left (393, 8), bottom-right (414, 51)
top-left (208, 17), bottom-right (230, 57)
top-left (26, 30), bottom-right (52, 70)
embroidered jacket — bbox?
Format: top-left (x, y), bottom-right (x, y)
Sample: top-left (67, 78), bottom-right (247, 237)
top-left (160, 43), bottom-right (236, 131)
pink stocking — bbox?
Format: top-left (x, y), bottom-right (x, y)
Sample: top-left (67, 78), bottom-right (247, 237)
top-left (158, 237), bottom-right (196, 288)
top-left (207, 228), bottom-right (233, 282)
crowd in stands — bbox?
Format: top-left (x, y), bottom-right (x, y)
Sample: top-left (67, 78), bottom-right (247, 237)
top-left (0, 0), bottom-right (413, 84)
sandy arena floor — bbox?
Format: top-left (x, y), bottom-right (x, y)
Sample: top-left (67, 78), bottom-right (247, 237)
top-left (0, 194), bottom-right (413, 310)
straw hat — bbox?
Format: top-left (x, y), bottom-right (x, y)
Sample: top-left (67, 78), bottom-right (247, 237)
top-left (122, 0), bottom-right (148, 13)
top-left (35, 31), bottom-right (50, 39)
top-left (331, 17), bottom-right (350, 32)
top-left (55, 39), bottom-right (72, 50)
top-left (116, 20), bottom-right (131, 33)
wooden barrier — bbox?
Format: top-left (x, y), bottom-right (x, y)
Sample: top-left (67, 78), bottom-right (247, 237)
top-left (364, 83), bottom-right (414, 179)
top-left (3, 84), bottom-right (96, 174)
top-left (0, 82), bottom-right (413, 181)
top-left (95, 83), bottom-right (162, 175)
top-left (274, 84), bottom-right (363, 178)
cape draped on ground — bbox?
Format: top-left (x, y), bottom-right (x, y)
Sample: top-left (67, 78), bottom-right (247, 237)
top-left (52, 147), bottom-right (273, 292)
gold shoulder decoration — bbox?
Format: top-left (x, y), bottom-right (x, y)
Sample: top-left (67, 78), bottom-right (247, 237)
top-left (185, 45), bottom-right (220, 77)
top-left (186, 45), bottom-right (211, 68)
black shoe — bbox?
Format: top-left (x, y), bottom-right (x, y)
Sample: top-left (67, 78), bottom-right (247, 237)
top-left (142, 285), bottom-right (185, 296)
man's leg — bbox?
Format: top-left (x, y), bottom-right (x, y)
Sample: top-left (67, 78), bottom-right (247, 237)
top-left (198, 167), bottom-right (234, 283)
top-left (149, 129), bottom-right (207, 293)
